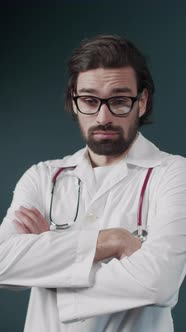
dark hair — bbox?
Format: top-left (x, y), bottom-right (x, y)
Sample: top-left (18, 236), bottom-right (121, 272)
top-left (65, 35), bottom-right (155, 126)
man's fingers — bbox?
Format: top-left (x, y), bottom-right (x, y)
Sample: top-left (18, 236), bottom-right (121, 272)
top-left (20, 206), bottom-right (42, 219)
top-left (13, 220), bottom-right (30, 234)
top-left (19, 207), bottom-right (40, 223)
top-left (15, 207), bottom-right (49, 233)
top-left (30, 207), bottom-right (49, 228)
top-left (20, 207), bottom-right (49, 227)
top-left (15, 210), bottom-right (40, 234)
top-left (30, 207), bottom-right (43, 218)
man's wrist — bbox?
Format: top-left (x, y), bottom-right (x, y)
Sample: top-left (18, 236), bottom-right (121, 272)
top-left (94, 228), bottom-right (141, 262)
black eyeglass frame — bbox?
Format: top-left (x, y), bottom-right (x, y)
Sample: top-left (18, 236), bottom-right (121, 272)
top-left (73, 93), bottom-right (142, 117)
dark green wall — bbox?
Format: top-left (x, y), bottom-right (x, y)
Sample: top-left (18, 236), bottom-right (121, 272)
top-left (0, 1), bottom-right (185, 331)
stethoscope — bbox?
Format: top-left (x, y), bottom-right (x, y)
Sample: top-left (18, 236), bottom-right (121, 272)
top-left (49, 167), bottom-right (80, 231)
top-left (49, 166), bottom-right (153, 242)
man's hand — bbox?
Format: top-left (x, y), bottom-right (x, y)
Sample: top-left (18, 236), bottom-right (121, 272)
top-left (13, 207), bottom-right (49, 234)
top-left (94, 228), bottom-right (141, 262)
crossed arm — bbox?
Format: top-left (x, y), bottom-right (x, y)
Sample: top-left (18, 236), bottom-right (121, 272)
top-left (14, 206), bottom-right (142, 261)
top-left (1, 159), bottom-right (186, 322)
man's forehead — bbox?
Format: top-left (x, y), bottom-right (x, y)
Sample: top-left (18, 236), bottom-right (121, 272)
top-left (76, 67), bottom-right (138, 93)
top-left (77, 66), bottom-right (136, 79)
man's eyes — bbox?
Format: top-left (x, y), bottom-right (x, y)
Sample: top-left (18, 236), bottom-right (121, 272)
top-left (110, 98), bottom-right (129, 105)
top-left (79, 96), bottom-right (130, 106)
top-left (81, 97), bottom-right (99, 104)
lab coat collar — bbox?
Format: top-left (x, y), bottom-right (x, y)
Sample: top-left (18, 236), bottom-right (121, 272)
top-left (126, 132), bottom-right (163, 168)
top-left (48, 133), bottom-right (163, 202)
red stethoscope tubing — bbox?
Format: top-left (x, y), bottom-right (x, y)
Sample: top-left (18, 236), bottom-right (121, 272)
top-left (137, 167), bottom-right (153, 227)
top-left (52, 167), bottom-right (75, 184)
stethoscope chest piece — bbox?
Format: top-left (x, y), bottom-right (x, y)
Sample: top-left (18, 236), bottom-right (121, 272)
top-left (50, 222), bottom-right (71, 231)
top-left (132, 229), bottom-right (148, 243)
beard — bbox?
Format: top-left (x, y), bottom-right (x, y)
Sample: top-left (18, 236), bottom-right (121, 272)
top-left (79, 117), bottom-right (139, 156)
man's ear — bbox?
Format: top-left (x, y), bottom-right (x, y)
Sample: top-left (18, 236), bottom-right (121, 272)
top-left (139, 89), bottom-right (148, 118)
top-left (70, 89), bottom-right (78, 115)
top-left (72, 99), bottom-right (78, 115)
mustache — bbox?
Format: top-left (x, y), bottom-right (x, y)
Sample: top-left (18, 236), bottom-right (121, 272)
top-left (88, 124), bottom-right (124, 135)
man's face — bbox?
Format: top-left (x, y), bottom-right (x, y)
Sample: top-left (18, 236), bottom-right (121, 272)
top-left (73, 67), bottom-right (148, 157)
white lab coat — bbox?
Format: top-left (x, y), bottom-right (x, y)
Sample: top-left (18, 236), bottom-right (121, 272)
top-left (0, 133), bottom-right (186, 332)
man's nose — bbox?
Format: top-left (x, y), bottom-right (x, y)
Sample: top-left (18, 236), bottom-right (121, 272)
top-left (96, 103), bottom-right (113, 125)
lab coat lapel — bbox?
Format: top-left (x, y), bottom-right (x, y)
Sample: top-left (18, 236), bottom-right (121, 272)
top-left (74, 155), bottom-right (97, 199)
top-left (92, 160), bottom-right (128, 204)
top-left (74, 154), bottom-right (128, 205)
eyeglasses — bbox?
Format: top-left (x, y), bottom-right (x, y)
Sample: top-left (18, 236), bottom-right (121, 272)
top-left (73, 93), bottom-right (141, 117)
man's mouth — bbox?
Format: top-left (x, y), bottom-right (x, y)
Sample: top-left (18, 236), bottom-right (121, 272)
top-left (92, 130), bottom-right (119, 139)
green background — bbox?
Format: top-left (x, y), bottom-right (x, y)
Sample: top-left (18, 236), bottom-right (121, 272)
top-left (0, 1), bottom-right (185, 331)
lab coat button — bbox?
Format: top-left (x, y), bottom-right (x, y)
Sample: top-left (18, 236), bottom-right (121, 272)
top-left (88, 212), bottom-right (95, 217)
top-left (87, 212), bottom-right (97, 221)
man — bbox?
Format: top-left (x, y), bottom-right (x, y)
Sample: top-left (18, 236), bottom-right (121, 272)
top-left (0, 35), bottom-right (186, 332)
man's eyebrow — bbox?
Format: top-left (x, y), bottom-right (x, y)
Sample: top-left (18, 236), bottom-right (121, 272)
top-left (78, 88), bottom-right (98, 94)
top-left (111, 87), bottom-right (133, 94)
top-left (78, 87), bottom-right (133, 94)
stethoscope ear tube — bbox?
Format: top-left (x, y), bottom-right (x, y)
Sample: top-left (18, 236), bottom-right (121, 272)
top-left (49, 168), bottom-right (65, 224)
top-left (49, 167), bottom-right (80, 230)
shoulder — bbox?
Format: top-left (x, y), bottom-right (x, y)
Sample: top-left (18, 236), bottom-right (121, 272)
top-left (29, 147), bottom-right (86, 172)
top-left (16, 147), bottom-right (87, 185)
top-left (157, 152), bottom-right (186, 173)
top-left (150, 153), bottom-right (186, 194)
